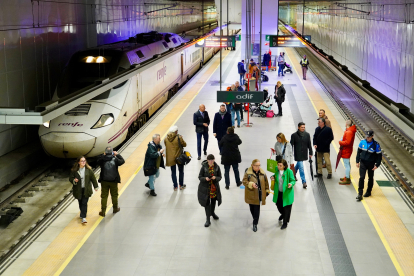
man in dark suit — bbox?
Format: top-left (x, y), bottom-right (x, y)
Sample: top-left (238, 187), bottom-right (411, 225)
top-left (213, 104), bottom-right (232, 154)
top-left (193, 104), bottom-right (210, 160)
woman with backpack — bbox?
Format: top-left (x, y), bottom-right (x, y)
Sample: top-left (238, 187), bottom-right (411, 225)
top-left (69, 156), bottom-right (99, 224)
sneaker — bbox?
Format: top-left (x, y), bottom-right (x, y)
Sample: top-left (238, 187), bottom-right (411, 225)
top-left (363, 192), bottom-right (371, 197)
top-left (99, 211), bottom-right (105, 217)
top-left (339, 177), bottom-right (351, 185)
top-left (82, 218), bottom-right (87, 224)
top-left (340, 177), bottom-right (345, 181)
top-left (180, 185), bottom-right (187, 190)
top-left (197, 156), bottom-right (201, 160)
top-left (356, 194), bottom-right (363, 201)
top-left (327, 174), bottom-right (332, 179)
top-left (303, 183), bottom-right (307, 189)
top-left (150, 190), bottom-right (157, 196)
top-left (113, 207), bottom-right (120, 214)
top-left (174, 187), bottom-right (178, 191)
top-left (237, 125), bottom-right (240, 128)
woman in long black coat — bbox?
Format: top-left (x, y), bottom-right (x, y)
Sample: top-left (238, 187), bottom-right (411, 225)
top-left (219, 127), bottom-right (242, 189)
top-left (198, 154), bottom-right (222, 227)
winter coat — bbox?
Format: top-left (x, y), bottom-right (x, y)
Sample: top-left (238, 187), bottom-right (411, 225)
top-left (144, 142), bottom-right (165, 174)
top-left (271, 168), bottom-right (296, 206)
top-left (193, 110), bottom-right (210, 133)
top-left (263, 53), bottom-right (271, 65)
top-left (248, 62), bottom-right (256, 73)
top-left (164, 133), bottom-right (187, 166)
top-left (219, 133), bottom-right (242, 165)
top-left (290, 130), bottom-right (313, 161)
top-left (213, 112), bottom-right (232, 141)
top-left (275, 85), bottom-right (286, 102)
top-left (313, 126), bottom-right (334, 153)
top-left (274, 142), bottom-right (294, 167)
top-left (97, 154), bottom-right (125, 183)
top-left (69, 168), bottom-right (98, 199)
top-left (320, 115), bottom-right (331, 129)
top-left (339, 125), bottom-right (357, 159)
top-left (356, 139), bottom-right (382, 167)
top-left (198, 160), bottom-right (222, 207)
top-left (237, 62), bottom-right (246, 75)
top-left (242, 167), bottom-right (270, 205)
top-left (277, 55), bottom-right (285, 64)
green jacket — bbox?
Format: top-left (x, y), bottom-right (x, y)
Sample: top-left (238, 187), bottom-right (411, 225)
top-left (272, 168), bottom-right (295, 206)
top-left (69, 168), bottom-right (99, 199)
top-left (144, 142), bottom-right (165, 170)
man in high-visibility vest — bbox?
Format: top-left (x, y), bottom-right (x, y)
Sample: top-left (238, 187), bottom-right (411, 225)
top-left (300, 55), bottom-right (309, 80)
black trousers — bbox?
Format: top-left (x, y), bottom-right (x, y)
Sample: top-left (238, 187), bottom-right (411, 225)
top-left (276, 100), bottom-right (283, 115)
top-left (358, 162), bottom-right (375, 195)
top-left (249, 204), bottom-right (260, 225)
top-left (205, 197), bottom-right (217, 218)
top-left (78, 188), bottom-right (89, 218)
top-left (276, 191), bottom-right (292, 223)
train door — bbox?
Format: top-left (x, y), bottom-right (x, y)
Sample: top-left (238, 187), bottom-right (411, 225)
top-left (137, 74), bottom-right (142, 115)
top-left (181, 52), bottom-right (184, 76)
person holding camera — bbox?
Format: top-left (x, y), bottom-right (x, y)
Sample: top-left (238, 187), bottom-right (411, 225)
top-left (97, 146), bottom-right (125, 217)
top-left (165, 126), bottom-right (187, 191)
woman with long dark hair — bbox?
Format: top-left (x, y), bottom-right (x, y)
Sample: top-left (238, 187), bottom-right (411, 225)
top-left (69, 156), bottom-right (99, 224)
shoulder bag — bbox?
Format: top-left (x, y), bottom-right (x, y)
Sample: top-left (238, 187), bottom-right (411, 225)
top-left (175, 136), bottom-right (192, 165)
top-left (276, 143), bottom-right (287, 162)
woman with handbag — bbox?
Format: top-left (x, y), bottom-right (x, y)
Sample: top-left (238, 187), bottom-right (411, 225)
top-left (270, 159), bottom-right (296, 230)
top-left (69, 156), bottom-right (99, 224)
top-left (274, 133), bottom-right (295, 178)
top-left (197, 154), bottom-right (222, 227)
top-left (165, 126), bottom-right (187, 191)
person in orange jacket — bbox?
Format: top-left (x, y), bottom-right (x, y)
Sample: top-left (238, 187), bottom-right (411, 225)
top-left (338, 120), bottom-right (357, 184)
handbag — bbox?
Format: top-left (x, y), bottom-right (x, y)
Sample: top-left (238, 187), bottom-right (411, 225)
top-left (270, 179), bottom-right (275, 191)
top-left (144, 167), bottom-right (157, 176)
top-left (290, 164), bottom-right (296, 175)
top-left (276, 143), bottom-right (287, 162)
top-left (267, 150), bottom-right (278, 173)
top-left (175, 135), bottom-right (192, 165)
top-left (266, 110), bottom-right (274, 117)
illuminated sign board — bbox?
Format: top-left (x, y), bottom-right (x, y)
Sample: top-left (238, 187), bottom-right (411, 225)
top-left (270, 35), bottom-right (305, 47)
top-left (195, 36), bottom-right (235, 48)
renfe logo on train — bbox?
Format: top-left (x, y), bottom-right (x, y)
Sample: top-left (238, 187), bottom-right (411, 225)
top-left (58, 122), bottom-right (83, 127)
top-left (157, 62), bottom-right (167, 82)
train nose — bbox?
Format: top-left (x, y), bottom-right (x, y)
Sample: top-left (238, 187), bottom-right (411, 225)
top-left (40, 132), bottom-right (96, 159)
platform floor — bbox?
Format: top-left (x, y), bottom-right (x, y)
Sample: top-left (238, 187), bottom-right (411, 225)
top-left (4, 42), bottom-right (414, 276)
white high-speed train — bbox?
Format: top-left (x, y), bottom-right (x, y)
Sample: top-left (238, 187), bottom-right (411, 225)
top-left (39, 31), bottom-right (221, 158)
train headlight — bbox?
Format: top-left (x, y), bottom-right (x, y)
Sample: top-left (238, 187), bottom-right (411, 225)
top-left (43, 121), bottom-right (50, 128)
top-left (91, 114), bottom-right (114, 129)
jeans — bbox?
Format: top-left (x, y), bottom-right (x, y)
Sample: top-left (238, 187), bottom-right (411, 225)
top-left (276, 191), bottom-right (292, 224)
top-left (171, 164), bottom-right (184, 188)
top-left (226, 104), bottom-right (232, 114)
top-left (148, 169), bottom-right (160, 190)
top-left (240, 74), bottom-right (244, 85)
top-left (358, 162), bottom-right (375, 195)
top-left (343, 158), bottom-right (351, 178)
top-left (249, 204), bottom-right (260, 225)
top-left (101, 181), bottom-right (118, 212)
top-left (78, 188), bottom-right (89, 218)
top-left (231, 109), bottom-right (241, 127)
top-left (224, 163), bottom-right (240, 186)
top-left (196, 131), bottom-right (209, 157)
top-left (317, 152), bottom-right (332, 174)
top-left (278, 64), bottom-right (285, 76)
top-left (294, 161), bottom-right (306, 184)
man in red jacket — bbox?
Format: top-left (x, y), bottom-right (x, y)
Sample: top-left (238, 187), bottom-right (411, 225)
top-left (338, 120), bottom-right (357, 184)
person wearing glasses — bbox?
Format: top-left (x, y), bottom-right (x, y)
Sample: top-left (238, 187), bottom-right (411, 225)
top-left (242, 159), bottom-right (270, 232)
top-left (69, 156), bottom-right (99, 224)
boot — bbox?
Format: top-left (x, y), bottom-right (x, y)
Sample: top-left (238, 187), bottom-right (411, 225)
top-left (339, 177), bottom-right (351, 185)
top-left (204, 217), bottom-right (211, 227)
top-left (113, 207), bottom-right (121, 214)
top-left (327, 174), bottom-right (332, 179)
top-left (150, 190), bottom-right (157, 196)
top-left (363, 192), bottom-right (371, 197)
top-left (212, 213), bottom-right (219, 220)
top-left (356, 194), bottom-right (363, 201)
top-left (99, 211), bottom-right (105, 217)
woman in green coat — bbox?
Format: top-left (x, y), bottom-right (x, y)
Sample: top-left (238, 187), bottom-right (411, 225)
top-left (69, 156), bottom-right (99, 224)
top-left (270, 159), bottom-right (295, 229)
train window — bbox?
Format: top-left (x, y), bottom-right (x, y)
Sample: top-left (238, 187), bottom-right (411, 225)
top-left (172, 38), bottom-right (177, 44)
top-left (162, 42), bottom-right (169, 48)
top-left (136, 50), bottom-right (145, 58)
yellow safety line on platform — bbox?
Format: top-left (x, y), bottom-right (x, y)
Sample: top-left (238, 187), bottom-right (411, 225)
top-left (22, 49), bottom-right (231, 276)
top-left (286, 48), bottom-right (413, 276)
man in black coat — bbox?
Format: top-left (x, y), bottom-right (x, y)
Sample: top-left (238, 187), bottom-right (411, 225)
top-left (274, 81), bottom-right (286, 116)
top-left (193, 104), bottom-right (210, 160)
top-left (97, 146), bottom-right (125, 216)
top-left (291, 122), bottom-right (313, 188)
top-left (219, 127), bottom-right (242, 189)
top-left (213, 104), bottom-right (232, 153)
top-left (313, 118), bottom-right (334, 179)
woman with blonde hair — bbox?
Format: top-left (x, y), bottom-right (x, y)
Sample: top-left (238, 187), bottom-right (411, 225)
top-left (69, 156), bottom-right (99, 224)
top-left (274, 133), bottom-right (294, 169)
top-left (242, 159), bottom-right (270, 232)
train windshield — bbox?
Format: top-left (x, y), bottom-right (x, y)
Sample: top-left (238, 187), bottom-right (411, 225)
top-left (56, 51), bottom-right (122, 98)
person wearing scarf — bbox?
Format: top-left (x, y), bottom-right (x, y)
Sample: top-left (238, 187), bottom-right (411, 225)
top-left (197, 154), bottom-right (222, 227)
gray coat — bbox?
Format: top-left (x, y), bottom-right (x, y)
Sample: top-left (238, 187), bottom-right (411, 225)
top-left (274, 141), bottom-right (294, 167)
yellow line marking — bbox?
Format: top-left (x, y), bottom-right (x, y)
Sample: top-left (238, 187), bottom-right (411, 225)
top-left (286, 48), bottom-right (407, 276)
top-left (51, 50), bottom-right (231, 276)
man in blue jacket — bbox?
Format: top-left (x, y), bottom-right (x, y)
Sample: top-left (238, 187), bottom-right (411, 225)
top-left (213, 104), bottom-right (232, 154)
top-left (237, 60), bottom-right (246, 85)
top-left (193, 104), bottom-right (210, 160)
top-left (356, 130), bottom-right (382, 201)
